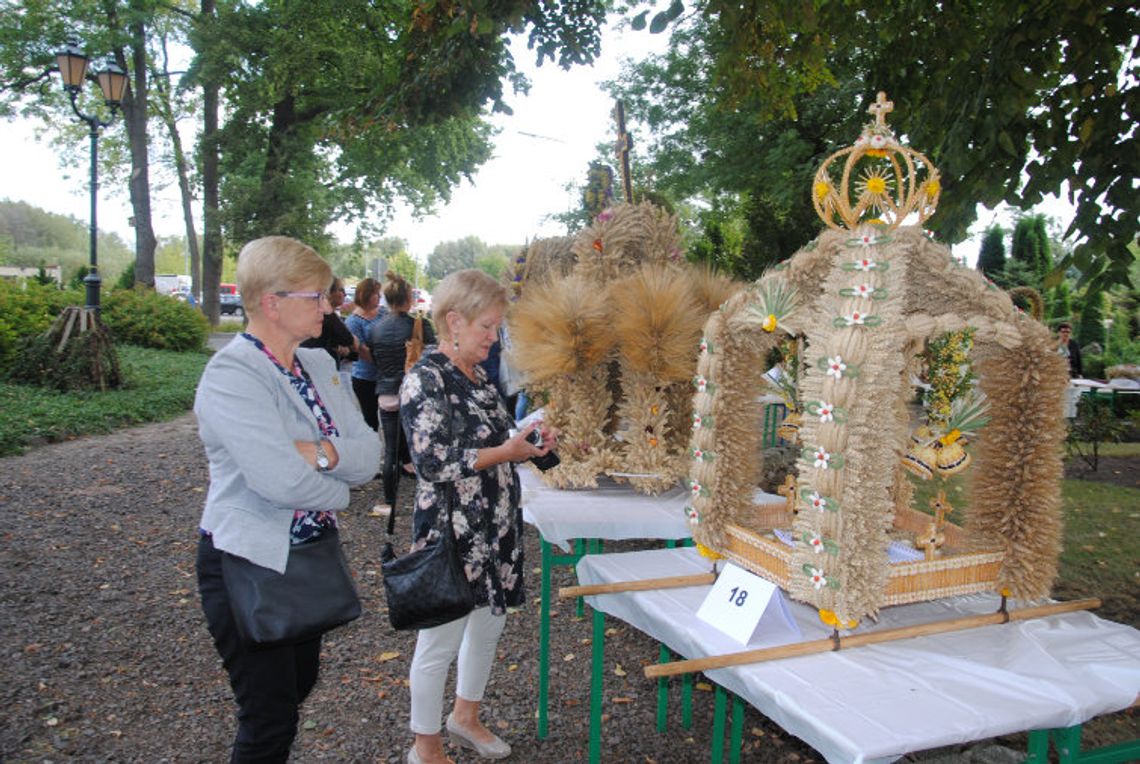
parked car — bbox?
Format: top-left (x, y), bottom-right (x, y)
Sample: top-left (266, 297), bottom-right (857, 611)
top-left (412, 288), bottom-right (432, 313)
top-left (219, 292), bottom-right (244, 317)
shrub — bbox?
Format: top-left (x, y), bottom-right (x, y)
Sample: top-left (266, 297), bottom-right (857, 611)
top-left (0, 281), bottom-right (82, 369)
top-left (102, 288), bottom-right (209, 352)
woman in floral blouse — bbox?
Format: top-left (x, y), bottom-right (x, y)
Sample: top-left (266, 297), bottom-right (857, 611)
top-left (399, 269), bottom-right (555, 764)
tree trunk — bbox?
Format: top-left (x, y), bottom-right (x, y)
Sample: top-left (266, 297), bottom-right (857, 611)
top-left (153, 34), bottom-right (201, 301)
top-left (122, 11), bottom-right (157, 289)
top-left (200, 0), bottom-right (222, 325)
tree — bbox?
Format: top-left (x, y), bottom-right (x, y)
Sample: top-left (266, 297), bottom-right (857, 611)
top-left (1076, 290), bottom-right (1107, 350)
top-left (618, 0), bottom-right (1138, 289)
top-left (976, 225), bottom-right (1006, 279)
top-left (195, 0), bottom-right (605, 247)
top-left (475, 250), bottom-right (510, 281)
top-left (427, 236), bottom-right (486, 279)
top-left (1049, 281), bottom-right (1073, 323)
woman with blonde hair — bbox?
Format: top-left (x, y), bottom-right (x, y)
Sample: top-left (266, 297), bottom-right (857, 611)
top-left (399, 269), bottom-right (556, 763)
top-left (194, 236), bottom-right (380, 762)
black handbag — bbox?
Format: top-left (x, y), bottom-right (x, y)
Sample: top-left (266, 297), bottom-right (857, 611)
top-left (381, 492), bottom-right (474, 631)
top-left (221, 528), bottom-right (362, 648)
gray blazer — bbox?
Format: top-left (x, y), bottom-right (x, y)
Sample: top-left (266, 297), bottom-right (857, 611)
top-left (194, 335), bottom-right (381, 572)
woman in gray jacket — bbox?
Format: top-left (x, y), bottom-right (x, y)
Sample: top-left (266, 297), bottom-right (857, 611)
top-left (194, 236), bottom-right (381, 762)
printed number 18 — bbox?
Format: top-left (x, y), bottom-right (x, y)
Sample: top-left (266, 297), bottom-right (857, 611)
top-left (727, 586), bottom-right (748, 607)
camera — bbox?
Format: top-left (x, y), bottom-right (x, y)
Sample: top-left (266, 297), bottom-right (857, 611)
top-left (526, 427), bottom-right (560, 472)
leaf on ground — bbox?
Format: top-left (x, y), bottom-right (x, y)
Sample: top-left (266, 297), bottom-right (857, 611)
top-left (495, 720), bottom-right (509, 730)
top-left (751, 727), bottom-right (766, 737)
top-left (507, 664), bottom-right (518, 672)
top-left (613, 664), bottom-right (627, 677)
top-left (695, 681), bottom-right (713, 692)
top-left (605, 627), bottom-right (620, 637)
top-left (302, 719), bottom-right (317, 730)
top-left (612, 696), bottom-right (633, 704)
top-left (563, 653), bottom-right (575, 662)
top-left (375, 651), bottom-right (400, 662)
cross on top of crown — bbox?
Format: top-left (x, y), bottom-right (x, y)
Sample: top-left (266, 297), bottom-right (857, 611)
top-left (867, 91), bottom-right (894, 127)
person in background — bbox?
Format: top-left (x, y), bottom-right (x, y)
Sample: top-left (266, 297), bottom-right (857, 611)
top-left (194, 236), bottom-right (381, 762)
top-left (300, 277), bottom-right (357, 366)
top-left (399, 269), bottom-right (555, 764)
top-left (368, 270), bottom-right (437, 519)
top-left (1056, 322), bottom-right (1083, 378)
top-left (345, 277), bottom-right (387, 431)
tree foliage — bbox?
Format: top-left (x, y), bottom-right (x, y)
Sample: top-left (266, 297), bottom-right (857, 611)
top-left (427, 235), bottom-right (486, 279)
top-left (617, 0), bottom-right (1138, 288)
top-left (976, 225), bottom-right (1005, 279)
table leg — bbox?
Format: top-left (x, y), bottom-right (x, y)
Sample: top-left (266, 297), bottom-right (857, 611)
top-left (712, 684), bottom-right (727, 762)
top-left (1025, 729), bottom-right (1050, 763)
top-left (682, 671), bottom-right (693, 729)
top-left (538, 538), bottom-right (553, 739)
top-left (575, 539), bottom-right (586, 617)
top-left (656, 645), bottom-right (670, 732)
top-left (589, 605), bottom-right (605, 764)
top-left (729, 693), bottom-right (744, 764)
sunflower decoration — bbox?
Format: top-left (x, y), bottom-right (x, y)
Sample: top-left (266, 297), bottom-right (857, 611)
top-left (855, 165), bottom-right (894, 216)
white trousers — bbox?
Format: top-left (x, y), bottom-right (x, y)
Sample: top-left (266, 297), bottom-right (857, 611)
top-left (408, 607), bottom-right (506, 734)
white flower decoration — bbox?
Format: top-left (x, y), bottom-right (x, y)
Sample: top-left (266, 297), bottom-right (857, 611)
top-left (843, 311), bottom-right (866, 326)
top-left (855, 283), bottom-right (873, 298)
top-left (693, 448), bottom-right (704, 461)
top-left (854, 256), bottom-right (876, 270)
top-left (689, 480), bottom-right (702, 497)
top-left (869, 134), bottom-right (888, 149)
top-left (825, 356), bottom-right (847, 379)
top-left (817, 403), bottom-right (834, 423)
top-left (808, 533), bottom-right (825, 554)
top-left (692, 413), bottom-right (703, 429)
top-left (695, 376), bottom-right (708, 393)
top-left (699, 338), bottom-right (708, 353)
top-left (813, 449), bottom-right (831, 469)
top-left (808, 491), bottom-right (826, 512)
top-left (810, 567), bottom-right (827, 590)
top-left (685, 506), bottom-right (700, 522)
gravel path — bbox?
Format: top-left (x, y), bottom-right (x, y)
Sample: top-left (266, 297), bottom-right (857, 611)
top-left (0, 414), bottom-right (829, 763)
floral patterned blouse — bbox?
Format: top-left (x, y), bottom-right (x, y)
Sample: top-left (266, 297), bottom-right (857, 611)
top-left (400, 348), bottom-right (524, 615)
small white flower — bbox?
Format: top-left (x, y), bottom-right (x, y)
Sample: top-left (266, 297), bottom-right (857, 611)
top-left (869, 134), bottom-right (887, 149)
top-left (808, 533), bottom-right (825, 554)
top-left (699, 338), bottom-right (708, 353)
top-left (855, 283), bottom-right (873, 298)
top-left (695, 376), bottom-right (708, 393)
top-left (810, 567), bottom-right (827, 590)
top-left (854, 256), bottom-right (876, 270)
top-left (685, 506), bottom-right (700, 522)
top-left (693, 448), bottom-right (704, 461)
top-left (844, 311), bottom-right (866, 326)
top-left (692, 413), bottom-right (703, 429)
top-left (813, 449), bottom-right (831, 469)
top-left (817, 403), bottom-right (834, 423)
top-left (825, 356), bottom-right (847, 379)
top-left (808, 492), bottom-right (826, 512)
top-left (689, 480), bottom-right (702, 497)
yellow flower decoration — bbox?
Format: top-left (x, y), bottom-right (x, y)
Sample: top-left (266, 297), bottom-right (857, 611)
top-left (865, 148), bottom-right (888, 158)
top-left (695, 543), bottom-right (722, 561)
top-left (762, 314), bottom-right (778, 332)
top-left (814, 181), bottom-right (831, 200)
top-left (924, 178), bottom-right (941, 198)
top-left (938, 428), bottom-right (962, 446)
top-left (1000, 587), bottom-right (1011, 597)
top-left (818, 609), bottom-right (840, 627)
top-left (856, 166), bottom-right (893, 213)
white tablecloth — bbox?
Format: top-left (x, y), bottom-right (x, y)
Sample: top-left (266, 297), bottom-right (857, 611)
top-left (519, 466), bottom-right (693, 551)
top-left (578, 547), bottom-right (1140, 764)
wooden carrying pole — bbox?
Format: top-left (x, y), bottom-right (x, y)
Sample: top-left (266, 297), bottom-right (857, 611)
top-left (644, 598), bottom-right (1101, 678)
top-left (559, 572), bottom-right (717, 600)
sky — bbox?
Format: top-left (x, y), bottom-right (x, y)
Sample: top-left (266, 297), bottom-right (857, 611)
top-left (0, 25), bottom-right (1074, 267)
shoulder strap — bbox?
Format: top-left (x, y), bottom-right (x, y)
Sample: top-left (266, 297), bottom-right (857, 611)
top-left (412, 315), bottom-right (423, 342)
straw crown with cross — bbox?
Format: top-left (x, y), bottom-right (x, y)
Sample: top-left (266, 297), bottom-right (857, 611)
top-left (811, 91), bottom-right (942, 232)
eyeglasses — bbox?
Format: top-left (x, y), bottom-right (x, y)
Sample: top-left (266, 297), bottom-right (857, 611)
top-left (274, 290), bottom-right (331, 305)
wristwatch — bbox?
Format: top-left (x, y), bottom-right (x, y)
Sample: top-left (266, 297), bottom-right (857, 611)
top-left (314, 441), bottom-right (331, 471)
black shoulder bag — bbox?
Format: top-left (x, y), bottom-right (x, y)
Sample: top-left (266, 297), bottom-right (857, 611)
top-left (380, 368), bottom-right (475, 630)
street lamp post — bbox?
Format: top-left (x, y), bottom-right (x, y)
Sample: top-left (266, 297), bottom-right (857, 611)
top-left (54, 40), bottom-right (128, 313)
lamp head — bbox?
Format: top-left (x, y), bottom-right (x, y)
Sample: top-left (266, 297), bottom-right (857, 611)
top-left (96, 59), bottom-right (128, 107)
top-left (55, 40), bottom-right (89, 93)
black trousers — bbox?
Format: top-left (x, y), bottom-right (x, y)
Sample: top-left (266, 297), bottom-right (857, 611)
top-left (352, 376), bottom-right (379, 431)
top-left (379, 407), bottom-right (411, 507)
top-left (197, 536), bottom-right (322, 764)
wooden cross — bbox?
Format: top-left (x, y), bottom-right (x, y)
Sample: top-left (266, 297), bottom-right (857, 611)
top-left (928, 489), bottom-right (954, 530)
top-left (867, 91), bottom-right (894, 127)
top-left (614, 100), bottom-right (634, 203)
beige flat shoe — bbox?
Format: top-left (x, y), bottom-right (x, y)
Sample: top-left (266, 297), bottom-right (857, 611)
top-left (445, 713), bottom-right (511, 760)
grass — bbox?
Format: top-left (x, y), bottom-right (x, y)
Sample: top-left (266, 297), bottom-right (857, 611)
top-left (0, 344), bottom-right (209, 457)
top-left (216, 319), bottom-right (246, 333)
